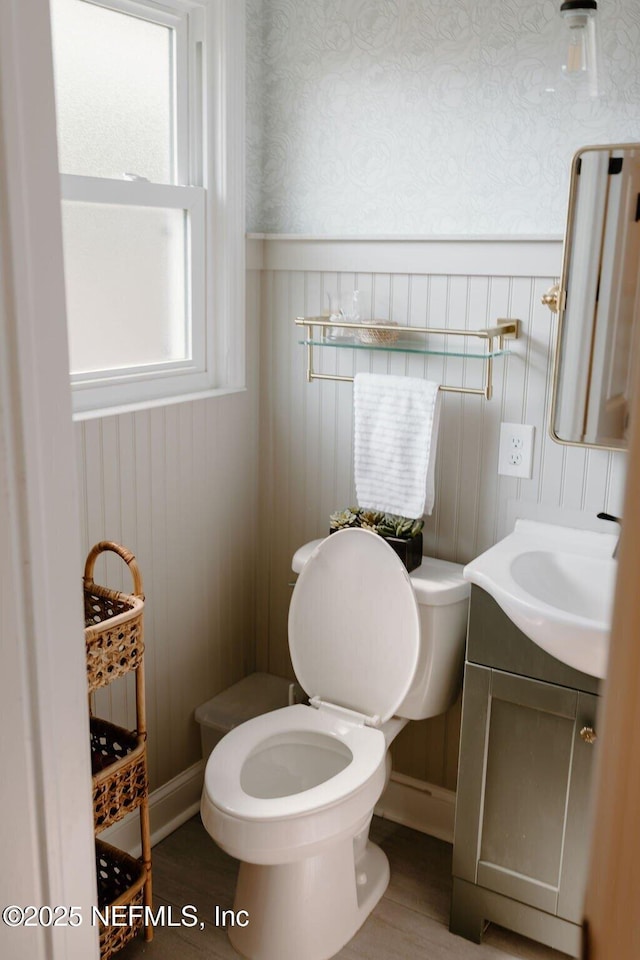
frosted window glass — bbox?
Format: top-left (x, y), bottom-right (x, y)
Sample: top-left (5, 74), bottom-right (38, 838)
top-left (61, 202), bottom-right (188, 374)
top-left (51, 0), bottom-right (173, 182)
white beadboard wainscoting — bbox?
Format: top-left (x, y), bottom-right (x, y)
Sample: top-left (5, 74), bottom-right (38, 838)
top-left (253, 236), bottom-right (627, 789)
top-left (72, 237), bottom-right (627, 831)
top-left (74, 270), bottom-right (262, 801)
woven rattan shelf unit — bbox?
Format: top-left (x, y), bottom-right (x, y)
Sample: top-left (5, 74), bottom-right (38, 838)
top-left (84, 541), bottom-right (152, 959)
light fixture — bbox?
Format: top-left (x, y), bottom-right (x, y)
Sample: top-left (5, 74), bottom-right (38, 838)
top-left (545, 0), bottom-right (602, 99)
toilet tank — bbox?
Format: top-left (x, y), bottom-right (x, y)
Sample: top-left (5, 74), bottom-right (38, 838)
top-left (291, 541), bottom-right (470, 722)
top-left (396, 556), bottom-right (469, 720)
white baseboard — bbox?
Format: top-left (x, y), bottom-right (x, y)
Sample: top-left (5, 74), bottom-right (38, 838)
top-left (100, 762), bottom-right (454, 855)
top-left (99, 760), bottom-right (205, 857)
top-left (374, 772), bottom-right (456, 844)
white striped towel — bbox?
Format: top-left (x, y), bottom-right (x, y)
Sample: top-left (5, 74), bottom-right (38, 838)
top-left (353, 373), bottom-right (441, 518)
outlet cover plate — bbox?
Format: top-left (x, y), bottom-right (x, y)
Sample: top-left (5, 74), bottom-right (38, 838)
top-left (498, 423), bottom-right (535, 478)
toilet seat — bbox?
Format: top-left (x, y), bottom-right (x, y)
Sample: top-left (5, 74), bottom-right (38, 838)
top-left (288, 528), bottom-right (421, 723)
top-left (203, 703), bottom-right (386, 822)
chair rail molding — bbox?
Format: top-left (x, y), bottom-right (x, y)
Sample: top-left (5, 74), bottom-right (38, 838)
top-left (250, 235), bottom-right (564, 277)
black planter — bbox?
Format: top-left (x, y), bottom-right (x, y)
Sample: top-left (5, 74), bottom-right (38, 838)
top-left (382, 531), bottom-right (423, 573)
top-left (328, 528), bottom-right (423, 573)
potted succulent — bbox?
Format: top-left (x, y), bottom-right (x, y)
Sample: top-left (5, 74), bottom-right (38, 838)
top-left (329, 507), bottom-right (424, 573)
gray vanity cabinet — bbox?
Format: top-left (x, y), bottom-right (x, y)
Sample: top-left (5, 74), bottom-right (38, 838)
top-left (450, 587), bottom-right (601, 957)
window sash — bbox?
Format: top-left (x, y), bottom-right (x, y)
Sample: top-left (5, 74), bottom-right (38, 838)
top-left (96, 0), bottom-right (195, 188)
top-left (60, 174), bottom-right (206, 387)
top-left (53, 0), bottom-right (192, 186)
top-left (60, 173), bottom-right (202, 209)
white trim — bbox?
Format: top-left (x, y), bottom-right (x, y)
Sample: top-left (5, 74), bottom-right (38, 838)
top-left (374, 772), bottom-right (456, 844)
top-left (99, 763), bottom-right (456, 858)
top-left (246, 236), bottom-right (265, 271)
top-left (87, 0), bottom-right (187, 29)
top-left (173, 5), bottom-right (191, 185)
top-left (207, 0), bottom-right (246, 390)
top-left (188, 6), bottom-right (205, 185)
top-left (247, 233), bottom-right (564, 242)
top-left (72, 383), bottom-right (245, 421)
top-left (73, 357), bottom-right (201, 386)
top-left (61, 175), bottom-right (203, 206)
top-left (0, 1), bottom-right (98, 957)
top-left (71, 367), bottom-right (218, 414)
top-left (100, 761), bottom-right (206, 856)
top-left (256, 236), bottom-right (563, 277)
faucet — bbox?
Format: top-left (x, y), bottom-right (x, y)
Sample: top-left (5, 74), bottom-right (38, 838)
top-left (597, 512), bottom-right (622, 558)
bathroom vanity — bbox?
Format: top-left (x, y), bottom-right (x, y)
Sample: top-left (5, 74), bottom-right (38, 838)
top-left (450, 586), bottom-right (601, 957)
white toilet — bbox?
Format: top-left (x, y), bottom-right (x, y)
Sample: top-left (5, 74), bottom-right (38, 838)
top-left (201, 528), bottom-right (470, 960)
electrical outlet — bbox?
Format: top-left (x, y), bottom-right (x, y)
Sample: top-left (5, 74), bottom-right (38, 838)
top-left (498, 423), bottom-right (535, 478)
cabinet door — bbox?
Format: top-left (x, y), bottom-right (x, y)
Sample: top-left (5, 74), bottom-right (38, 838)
top-left (453, 665), bottom-right (598, 923)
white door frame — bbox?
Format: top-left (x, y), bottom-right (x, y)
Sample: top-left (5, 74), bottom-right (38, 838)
top-left (0, 2), bottom-right (98, 958)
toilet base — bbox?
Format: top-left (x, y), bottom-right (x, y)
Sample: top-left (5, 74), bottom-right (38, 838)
top-left (228, 835), bottom-right (389, 960)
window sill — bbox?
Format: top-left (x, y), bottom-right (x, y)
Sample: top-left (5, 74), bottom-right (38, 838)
top-left (72, 385), bottom-right (247, 422)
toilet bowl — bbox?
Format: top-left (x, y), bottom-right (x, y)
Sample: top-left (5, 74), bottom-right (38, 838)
top-left (201, 528), bottom-right (470, 960)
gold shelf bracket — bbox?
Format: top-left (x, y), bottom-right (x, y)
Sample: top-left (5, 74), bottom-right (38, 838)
top-left (496, 318), bottom-right (521, 345)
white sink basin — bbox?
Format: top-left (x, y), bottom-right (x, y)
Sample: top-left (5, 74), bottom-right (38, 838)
top-left (463, 520), bottom-right (618, 679)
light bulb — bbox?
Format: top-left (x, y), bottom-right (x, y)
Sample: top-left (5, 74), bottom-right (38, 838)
top-left (545, 0), bottom-right (602, 99)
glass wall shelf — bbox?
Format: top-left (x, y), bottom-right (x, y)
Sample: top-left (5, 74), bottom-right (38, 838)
top-left (294, 315), bottom-right (521, 400)
top-left (299, 337), bottom-right (510, 360)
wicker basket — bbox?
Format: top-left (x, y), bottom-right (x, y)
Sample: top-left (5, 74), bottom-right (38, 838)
top-left (95, 839), bottom-right (147, 960)
top-left (357, 321), bottom-right (399, 345)
top-left (84, 542), bottom-right (145, 694)
top-left (91, 717), bottom-right (147, 833)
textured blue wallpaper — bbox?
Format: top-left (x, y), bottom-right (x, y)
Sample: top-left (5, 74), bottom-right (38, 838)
top-left (246, 0), bottom-right (640, 235)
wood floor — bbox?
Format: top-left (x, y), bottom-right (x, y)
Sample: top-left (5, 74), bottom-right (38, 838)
top-left (118, 816), bottom-right (571, 960)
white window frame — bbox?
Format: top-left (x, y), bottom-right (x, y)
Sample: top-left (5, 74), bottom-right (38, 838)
top-left (55, 0), bottom-right (245, 418)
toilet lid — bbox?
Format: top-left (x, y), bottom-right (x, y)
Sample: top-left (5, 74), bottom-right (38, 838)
top-left (288, 528), bottom-right (420, 724)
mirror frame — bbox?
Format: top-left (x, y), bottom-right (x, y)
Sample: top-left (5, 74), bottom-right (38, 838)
top-left (549, 141), bottom-right (640, 453)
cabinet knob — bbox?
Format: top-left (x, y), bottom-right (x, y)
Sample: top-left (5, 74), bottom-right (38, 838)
top-left (580, 726), bottom-right (597, 744)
